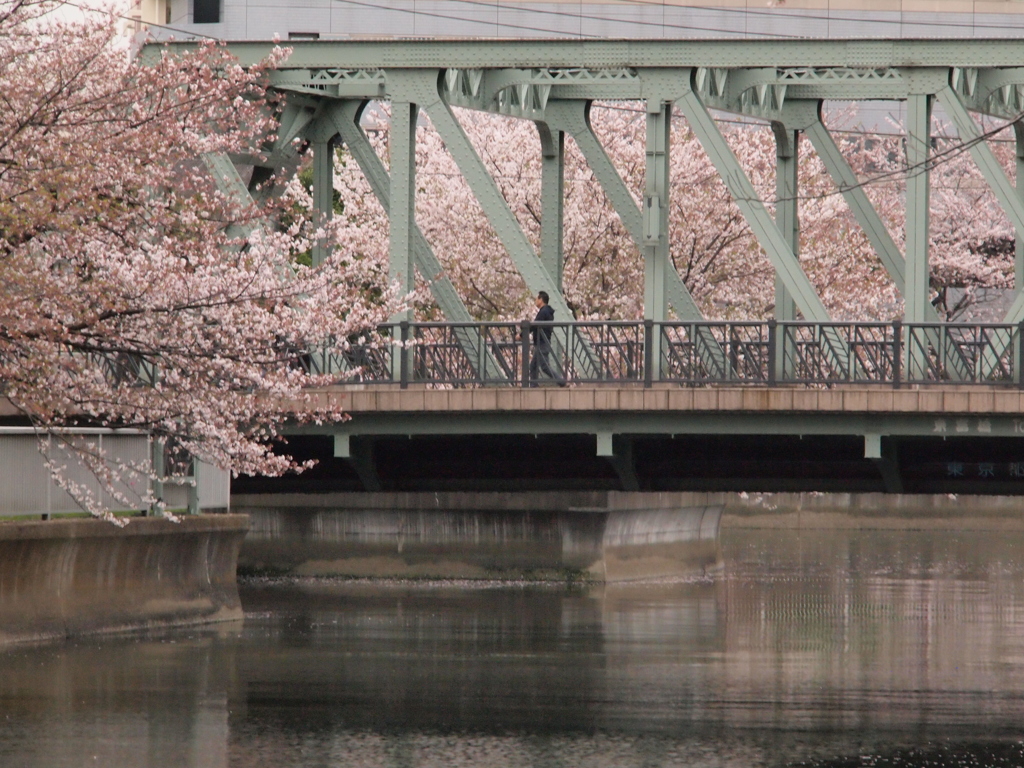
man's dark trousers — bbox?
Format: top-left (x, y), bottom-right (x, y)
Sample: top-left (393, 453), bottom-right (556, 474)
top-left (529, 304), bottom-right (562, 385)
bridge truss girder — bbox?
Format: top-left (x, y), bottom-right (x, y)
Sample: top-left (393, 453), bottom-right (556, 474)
top-left (149, 39), bottom-right (1024, 375)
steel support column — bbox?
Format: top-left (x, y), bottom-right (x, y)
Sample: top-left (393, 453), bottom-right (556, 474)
top-left (643, 101), bottom-right (671, 324)
top-left (326, 100), bottom-right (472, 322)
top-left (1016, 121), bottom-right (1024, 384)
top-left (936, 86), bottom-right (1024, 324)
top-left (310, 138), bottom-right (334, 267)
top-left (644, 101), bottom-right (671, 375)
top-left (201, 153), bottom-right (261, 244)
top-left (541, 99), bottom-right (729, 376)
top-left (771, 123), bottom-right (799, 323)
top-left (395, 71), bottom-right (569, 316)
top-left (389, 101), bottom-right (417, 316)
top-left (904, 93), bottom-right (932, 324)
top-left (676, 78), bottom-right (833, 323)
top-left (1017, 121), bottom-right (1024, 292)
top-left (541, 100), bottom-right (708, 325)
top-left (391, 70), bottom-right (596, 377)
top-left (390, 100), bottom-right (417, 382)
top-left (537, 122), bottom-right (565, 292)
top-left (802, 105), bottom-right (966, 376)
top-left (325, 101), bottom-right (500, 378)
top-left (803, 113), bottom-right (908, 295)
top-left (988, 120), bottom-right (1024, 371)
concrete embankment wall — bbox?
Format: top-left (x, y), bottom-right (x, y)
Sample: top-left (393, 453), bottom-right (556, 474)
top-left (232, 490), bottom-right (1024, 581)
top-left (235, 490), bottom-right (1024, 528)
top-left (0, 515), bottom-right (249, 647)
top-left (694, 491), bottom-right (1024, 530)
top-left (233, 494), bottom-right (722, 581)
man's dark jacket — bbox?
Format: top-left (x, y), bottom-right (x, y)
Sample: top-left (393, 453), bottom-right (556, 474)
top-left (532, 304), bottom-right (555, 344)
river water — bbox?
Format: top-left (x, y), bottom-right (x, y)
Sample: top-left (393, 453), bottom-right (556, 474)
top-left (2, 527), bottom-right (1024, 767)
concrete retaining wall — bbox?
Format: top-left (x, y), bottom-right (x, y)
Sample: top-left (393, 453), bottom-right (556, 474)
top-left (234, 491), bottom-right (1024, 529)
top-left (688, 491), bottom-right (1024, 530)
top-left (0, 514), bottom-right (249, 646)
top-left (234, 500), bottom-right (722, 581)
top-left (230, 490), bottom-right (1024, 580)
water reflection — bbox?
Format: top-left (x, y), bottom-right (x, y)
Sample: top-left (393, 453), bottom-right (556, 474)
top-left (0, 628), bottom-right (237, 768)
top-left (1, 529), bottom-right (1023, 767)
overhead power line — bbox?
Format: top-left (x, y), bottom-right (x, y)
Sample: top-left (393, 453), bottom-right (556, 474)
top-left (326, 0), bottom-right (1024, 39)
top-left (55, 0), bottom-right (1024, 209)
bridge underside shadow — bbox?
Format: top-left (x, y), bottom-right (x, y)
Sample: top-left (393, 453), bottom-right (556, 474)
top-left (235, 433), bottom-right (1024, 496)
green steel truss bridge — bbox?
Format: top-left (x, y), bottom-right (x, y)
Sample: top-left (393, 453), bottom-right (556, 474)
top-left (151, 39), bottom-right (1024, 494)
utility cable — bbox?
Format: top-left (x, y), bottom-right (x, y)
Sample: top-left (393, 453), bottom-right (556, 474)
top-left (327, 0), bottom-right (1024, 39)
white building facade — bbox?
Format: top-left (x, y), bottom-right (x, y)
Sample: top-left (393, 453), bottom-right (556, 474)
top-left (164, 0), bottom-right (1024, 41)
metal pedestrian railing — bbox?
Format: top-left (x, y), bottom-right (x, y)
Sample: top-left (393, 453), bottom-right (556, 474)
top-left (300, 320), bottom-right (1024, 389)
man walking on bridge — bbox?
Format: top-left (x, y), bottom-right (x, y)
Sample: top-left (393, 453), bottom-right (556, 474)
top-left (530, 292), bottom-right (565, 386)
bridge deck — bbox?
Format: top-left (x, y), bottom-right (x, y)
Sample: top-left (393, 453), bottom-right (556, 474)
top-left (252, 384), bottom-right (1024, 494)
top-left (317, 384), bottom-right (1024, 418)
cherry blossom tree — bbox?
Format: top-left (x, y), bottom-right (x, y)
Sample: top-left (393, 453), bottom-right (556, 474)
top-left (331, 102), bottom-right (1015, 324)
top-left (331, 106), bottom-right (896, 321)
top-left (0, 1), bottom-right (397, 517)
top-left (924, 130), bottom-right (1015, 320)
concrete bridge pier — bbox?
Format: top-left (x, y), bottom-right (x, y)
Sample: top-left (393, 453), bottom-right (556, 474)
top-left (233, 492), bottom-right (723, 582)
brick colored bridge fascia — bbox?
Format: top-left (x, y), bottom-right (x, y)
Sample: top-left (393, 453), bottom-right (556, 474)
top-left (311, 384), bottom-right (1024, 417)
top-left (297, 384), bottom-right (1024, 447)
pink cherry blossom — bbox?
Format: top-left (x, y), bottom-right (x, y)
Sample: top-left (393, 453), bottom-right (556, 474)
top-left (0, 1), bottom-right (398, 517)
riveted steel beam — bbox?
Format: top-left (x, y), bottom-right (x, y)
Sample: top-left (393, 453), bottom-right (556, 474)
top-left (539, 100), bottom-right (708, 323)
top-left (938, 85), bottom-right (1024, 240)
top-left (1016, 121), bottom-right (1024, 293)
top-left (387, 69), bottom-right (599, 377)
top-left (790, 103), bottom-right (954, 338)
top-left (671, 71), bottom-right (855, 374)
top-left (935, 86), bottom-right (1024, 324)
top-left (323, 101), bottom-right (502, 379)
top-left (798, 105), bottom-right (909, 295)
top-left (539, 100), bottom-right (729, 375)
top-left (674, 73), bottom-right (834, 323)
top-left (270, 68), bottom-right (386, 99)
top-left (389, 71), bottom-right (567, 310)
top-left (317, 409), bottom-right (1024, 439)
top-left (771, 121), bottom-right (799, 325)
top-left (804, 96), bottom-right (967, 381)
top-left (644, 99), bottom-right (671, 332)
top-left (905, 93), bottom-right (932, 325)
top-left (309, 138), bottom-right (334, 268)
top-left (151, 39), bottom-right (1024, 72)
top-left (266, 62), bottom-right (1024, 120)
top-left (389, 98), bottom-right (416, 382)
top-left (536, 122), bottom-right (565, 291)
top-left (953, 67), bottom-right (1024, 120)
top-left (389, 99), bottom-right (417, 321)
top-left (275, 63), bottom-right (921, 116)
top-left (324, 101), bottom-right (477, 325)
